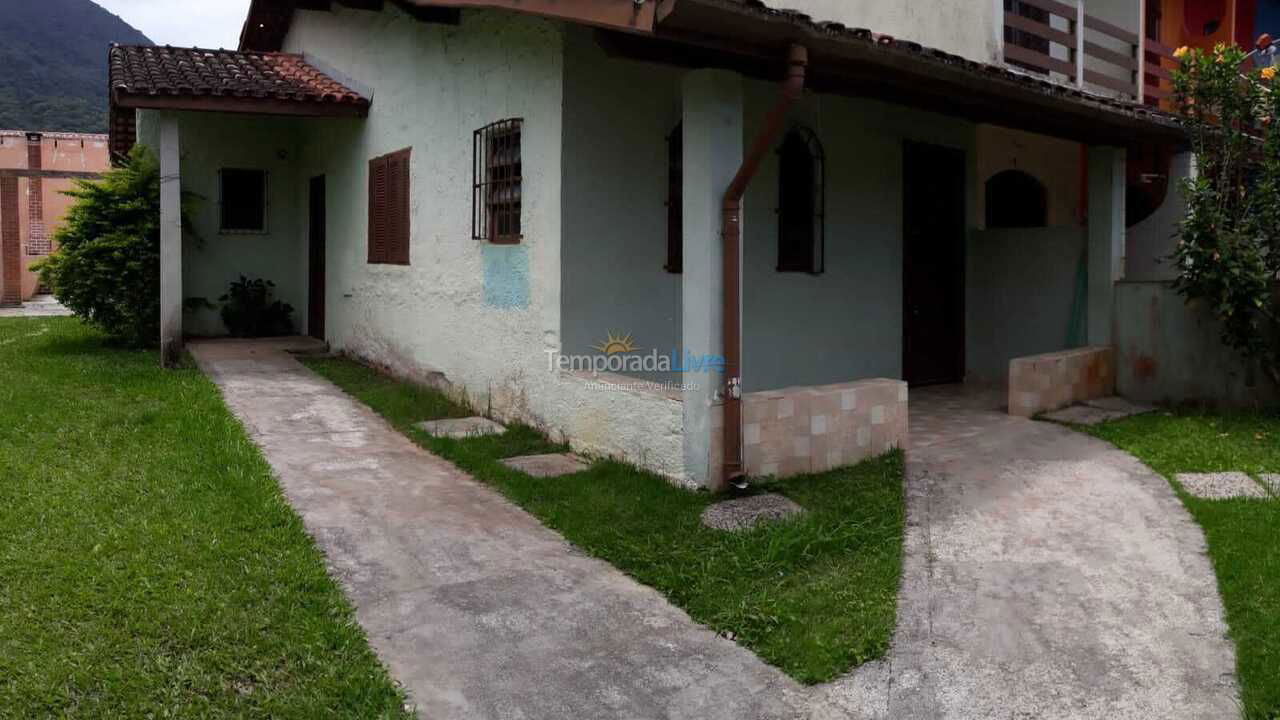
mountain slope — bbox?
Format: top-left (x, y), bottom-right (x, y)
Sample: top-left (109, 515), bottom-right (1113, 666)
top-left (0, 0), bottom-right (151, 133)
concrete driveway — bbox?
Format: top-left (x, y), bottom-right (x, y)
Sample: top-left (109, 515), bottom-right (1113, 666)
top-left (192, 341), bottom-right (1239, 719)
top-left (814, 385), bottom-right (1240, 719)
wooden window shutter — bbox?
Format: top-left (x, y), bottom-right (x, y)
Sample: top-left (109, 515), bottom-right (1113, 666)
top-left (387, 148), bottom-right (411, 265)
top-left (368, 155), bottom-right (389, 263)
top-left (368, 147), bottom-right (411, 265)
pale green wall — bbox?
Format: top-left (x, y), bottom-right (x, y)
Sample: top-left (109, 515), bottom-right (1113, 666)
top-left (138, 109), bottom-right (305, 337)
top-left (967, 227), bottom-right (1088, 384)
top-left (560, 28), bottom-right (684, 382)
top-left (740, 88), bottom-right (977, 393)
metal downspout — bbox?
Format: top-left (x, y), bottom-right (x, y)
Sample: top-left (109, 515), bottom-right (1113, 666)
top-left (720, 44), bottom-right (808, 488)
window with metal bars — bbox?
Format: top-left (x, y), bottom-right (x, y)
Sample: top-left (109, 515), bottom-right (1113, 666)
top-left (665, 121), bottom-right (682, 273)
top-left (776, 126), bottom-right (824, 274)
top-left (473, 119), bottom-right (523, 244)
top-left (367, 147), bottom-right (411, 265)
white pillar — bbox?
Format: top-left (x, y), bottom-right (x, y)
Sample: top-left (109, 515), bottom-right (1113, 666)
top-left (159, 115), bottom-right (182, 366)
top-left (681, 69), bottom-right (743, 489)
top-left (1087, 145), bottom-right (1125, 346)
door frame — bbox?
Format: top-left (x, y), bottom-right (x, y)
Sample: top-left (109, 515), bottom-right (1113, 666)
top-left (902, 140), bottom-right (967, 387)
top-left (308, 175), bottom-right (326, 342)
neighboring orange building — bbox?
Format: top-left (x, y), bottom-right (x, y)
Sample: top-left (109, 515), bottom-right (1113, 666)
top-left (0, 131), bottom-right (109, 305)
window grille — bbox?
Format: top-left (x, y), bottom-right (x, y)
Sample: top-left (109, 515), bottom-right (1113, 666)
top-left (473, 119), bottom-right (523, 244)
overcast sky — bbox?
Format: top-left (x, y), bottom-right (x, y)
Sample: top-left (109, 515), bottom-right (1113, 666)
top-left (93, 0), bottom-right (253, 49)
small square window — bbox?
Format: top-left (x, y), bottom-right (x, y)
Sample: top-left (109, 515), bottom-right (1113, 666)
top-left (220, 169), bottom-right (267, 233)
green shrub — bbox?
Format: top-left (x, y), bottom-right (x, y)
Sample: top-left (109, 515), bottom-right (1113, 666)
top-left (1171, 43), bottom-right (1280, 387)
top-left (218, 275), bottom-right (295, 338)
top-left (33, 146), bottom-right (196, 346)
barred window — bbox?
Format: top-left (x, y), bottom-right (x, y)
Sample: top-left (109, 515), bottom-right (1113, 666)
top-left (665, 122), bottom-right (682, 273)
top-left (777, 126), bottom-right (825, 274)
top-left (473, 119), bottom-right (523, 244)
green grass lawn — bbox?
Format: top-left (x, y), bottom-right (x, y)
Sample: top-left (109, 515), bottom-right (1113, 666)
top-left (0, 318), bottom-right (410, 719)
top-left (301, 355), bottom-right (906, 685)
top-left (1087, 410), bottom-right (1280, 720)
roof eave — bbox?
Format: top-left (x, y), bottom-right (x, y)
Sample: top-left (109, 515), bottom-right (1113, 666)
top-left (112, 91), bottom-right (371, 120)
top-left (648, 0), bottom-right (1183, 147)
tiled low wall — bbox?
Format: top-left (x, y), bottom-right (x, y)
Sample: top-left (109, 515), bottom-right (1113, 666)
top-left (743, 378), bottom-right (908, 478)
top-left (1009, 346), bottom-right (1115, 418)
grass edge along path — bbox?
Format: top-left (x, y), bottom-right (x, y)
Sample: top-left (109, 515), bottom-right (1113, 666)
top-left (1086, 410), bottom-right (1280, 720)
top-left (0, 318), bottom-right (412, 718)
top-left (301, 354), bottom-right (907, 685)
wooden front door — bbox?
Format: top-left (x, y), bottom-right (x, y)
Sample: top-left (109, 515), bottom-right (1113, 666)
top-left (903, 142), bottom-right (966, 387)
top-left (308, 175), bottom-right (326, 342)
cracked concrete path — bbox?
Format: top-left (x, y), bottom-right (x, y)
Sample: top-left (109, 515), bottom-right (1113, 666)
top-left (193, 341), bottom-right (1240, 720)
top-left (189, 339), bottom-right (807, 720)
top-left (813, 385), bottom-right (1240, 720)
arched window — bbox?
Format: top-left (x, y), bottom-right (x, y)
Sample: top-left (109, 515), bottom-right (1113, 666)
top-left (777, 126), bottom-right (824, 274)
top-left (665, 121), bottom-right (682, 273)
top-left (985, 169), bottom-right (1048, 228)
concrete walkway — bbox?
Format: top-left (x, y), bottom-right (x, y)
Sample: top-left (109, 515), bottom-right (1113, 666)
top-left (189, 339), bottom-right (807, 719)
top-left (0, 295), bottom-right (72, 318)
top-left (814, 385), bottom-right (1240, 719)
top-left (193, 341), bottom-right (1240, 720)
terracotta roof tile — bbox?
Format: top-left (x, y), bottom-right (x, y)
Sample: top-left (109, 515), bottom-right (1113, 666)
top-left (109, 45), bottom-right (370, 110)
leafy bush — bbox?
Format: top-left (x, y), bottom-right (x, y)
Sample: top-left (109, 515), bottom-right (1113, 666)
top-left (218, 276), bottom-right (295, 338)
top-left (1171, 43), bottom-right (1280, 386)
top-left (33, 146), bottom-right (195, 346)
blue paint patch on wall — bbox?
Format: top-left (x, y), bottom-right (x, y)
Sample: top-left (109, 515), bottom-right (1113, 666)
top-left (483, 244), bottom-right (530, 309)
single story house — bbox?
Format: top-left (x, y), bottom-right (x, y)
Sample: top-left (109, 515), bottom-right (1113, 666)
top-left (107, 0), bottom-right (1191, 490)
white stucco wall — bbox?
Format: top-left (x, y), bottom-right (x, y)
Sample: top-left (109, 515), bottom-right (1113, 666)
top-left (757, 0), bottom-right (1001, 63)
top-left (281, 5), bottom-right (686, 482)
top-left (138, 110), bottom-right (306, 337)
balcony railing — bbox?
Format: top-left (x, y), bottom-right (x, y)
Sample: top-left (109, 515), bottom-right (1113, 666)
top-left (1003, 0), bottom-right (1176, 106)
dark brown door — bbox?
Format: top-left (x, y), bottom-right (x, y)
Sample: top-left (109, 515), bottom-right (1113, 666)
top-left (308, 175), bottom-right (326, 341)
top-left (903, 142), bottom-right (966, 387)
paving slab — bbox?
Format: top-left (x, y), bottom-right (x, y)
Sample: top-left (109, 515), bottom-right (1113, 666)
top-left (700, 494), bottom-right (805, 532)
top-left (1042, 396), bottom-right (1157, 426)
top-left (414, 416), bottom-right (506, 439)
top-left (1260, 475), bottom-right (1280, 496)
top-left (500, 453), bottom-right (590, 477)
top-left (1177, 472), bottom-right (1270, 500)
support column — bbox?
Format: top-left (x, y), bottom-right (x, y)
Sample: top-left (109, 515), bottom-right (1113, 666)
top-left (159, 115), bottom-right (183, 366)
top-left (1087, 145), bottom-right (1125, 346)
top-left (681, 69), bottom-right (742, 490)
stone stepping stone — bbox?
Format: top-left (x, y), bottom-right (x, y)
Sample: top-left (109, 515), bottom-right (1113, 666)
top-left (414, 417), bottom-right (506, 439)
top-left (1176, 472), bottom-right (1269, 500)
top-left (700, 493), bottom-right (805, 532)
top-left (1042, 396), bottom-right (1157, 426)
top-left (501, 453), bottom-right (590, 477)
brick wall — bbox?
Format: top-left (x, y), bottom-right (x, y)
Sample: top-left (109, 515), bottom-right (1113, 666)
top-left (0, 177), bottom-right (21, 305)
top-left (742, 378), bottom-right (909, 478)
top-left (25, 134), bottom-right (48, 256)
